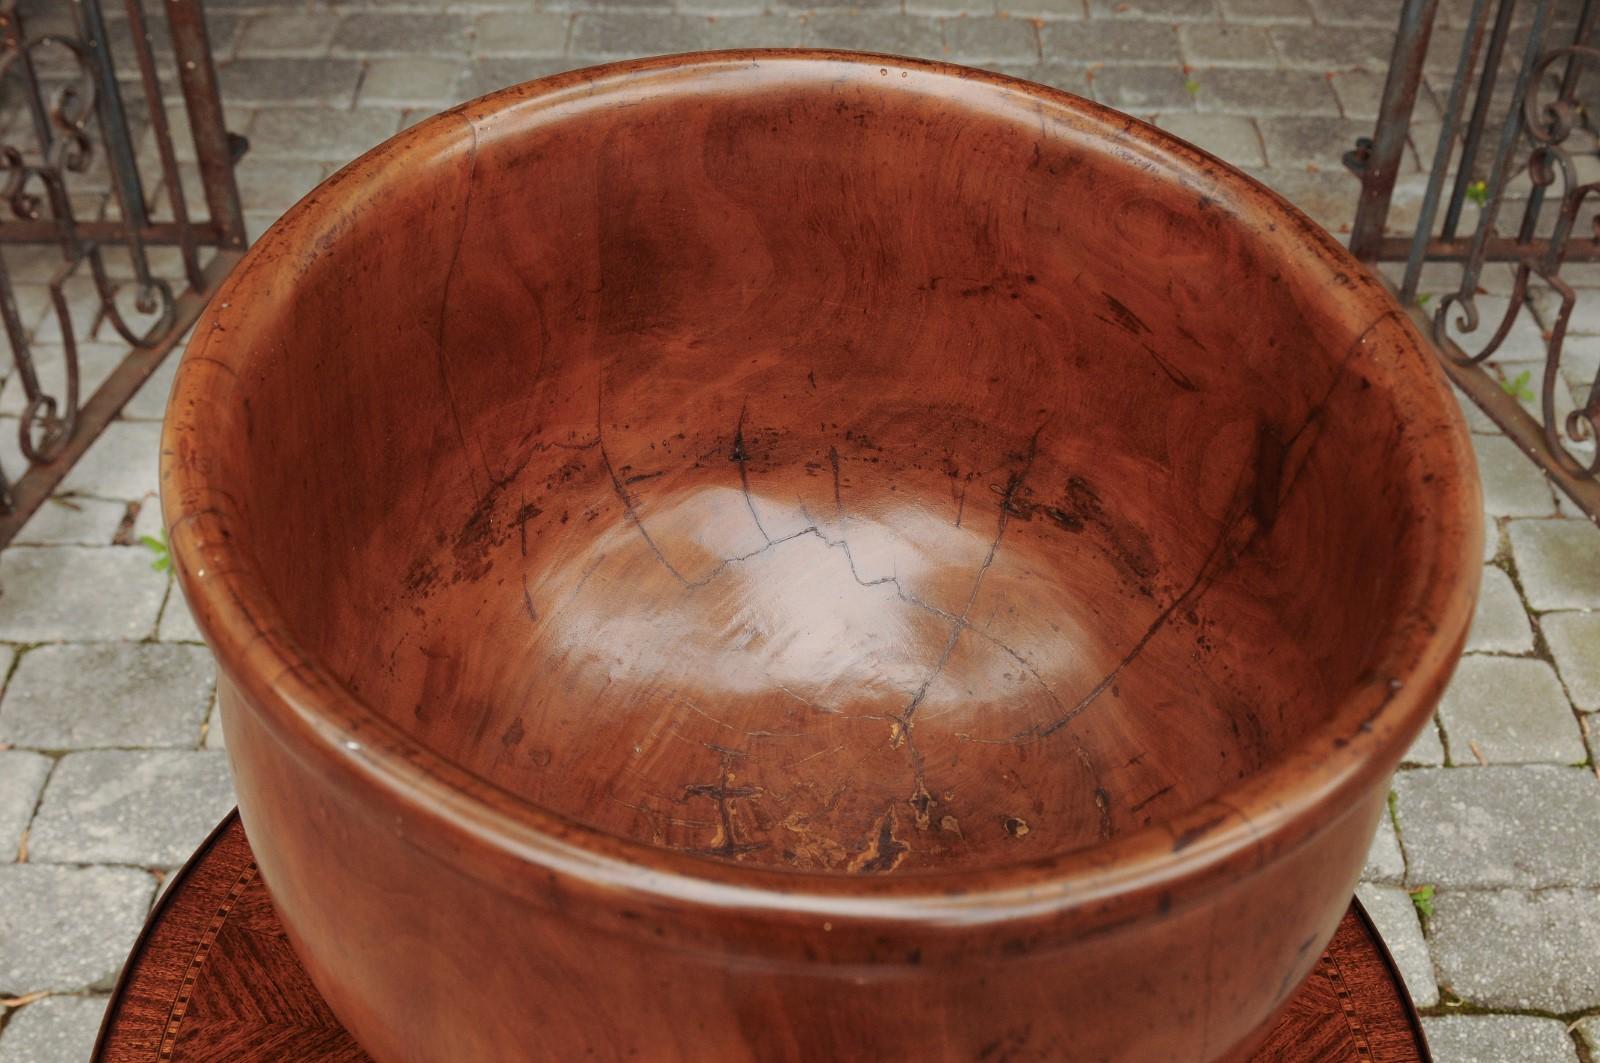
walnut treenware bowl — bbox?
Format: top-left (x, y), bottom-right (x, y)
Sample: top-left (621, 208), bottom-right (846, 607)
top-left (163, 51), bottom-right (1481, 1063)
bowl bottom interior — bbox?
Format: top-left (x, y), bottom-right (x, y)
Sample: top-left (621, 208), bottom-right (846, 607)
top-left (330, 385), bottom-right (1327, 876)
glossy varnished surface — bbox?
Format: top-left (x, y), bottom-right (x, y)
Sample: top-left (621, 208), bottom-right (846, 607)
top-left (95, 813), bottom-right (1431, 1063)
top-left (163, 52), bottom-right (1479, 1061)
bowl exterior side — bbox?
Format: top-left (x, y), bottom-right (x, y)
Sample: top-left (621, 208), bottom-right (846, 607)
top-left (223, 670), bottom-right (1387, 1062)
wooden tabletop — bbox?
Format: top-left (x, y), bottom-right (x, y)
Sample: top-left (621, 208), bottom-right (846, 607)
top-left (92, 811), bottom-right (1429, 1062)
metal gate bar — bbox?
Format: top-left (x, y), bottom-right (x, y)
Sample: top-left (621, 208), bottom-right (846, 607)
top-left (0, 0), bottom-right (245, 547)
top-left (1347, 0), bottom-right (1600, 524)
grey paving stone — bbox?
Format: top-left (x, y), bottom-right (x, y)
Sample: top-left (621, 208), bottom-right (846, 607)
top-left (932, 17), bottom-right (1029, 64)
top-left (800, 14), bottom-right (946, 60)
top-left (1475, 435), bottom-right (1560, 518)
top-left (1436, 656), bottom-right (1585, 765)
top-left (1177, 24), bottom-right (1274, 67)
top-left (157, 585), bottom-right (205, 644)
top-left (458, 58), bottom-right (577, 100)
top-left (11, 496), bottom-right (127, 547)
top-left (569, 12), bottom-right (708, 57)
top-left (1402, 715), bottom-right (1445, 766)
top-left (0, 343), bottom-right (128, 419)
top-left (1310, 0), bottom-right (1403, 23)
top-left (26, 751), bottom-right (235, 867)
top-left (1040, 20), bottom-right (1179, 66)
top-left (359, 57), bottom-right (465, 107)
top-left (1429, 888), bottom-right (1600, 1012)
top-left (1156, 113), bottom-right (1263, 167)
top-left (1509, 519), bottom-right (1600, 611)
top-left (913, 0), bottom-right (999, 15)
top-left (230, 156), bottom-right (329, 215)
top-left (203, 696), bottom-right (226, 751)
top-left (1217, 0), bottom-right (1311, 21)
top-left (219, 58), bottom-right (363, 106)
top-left (1258, 115), bottom-right (1380, 171)
top-left (1354, 883), bottom-right (1438, 1007)
top-left (1249, 165), bottom-right (1359, 230)
top-left (245, 106), bottom-right (405, 161)
top-left (1421, 1014), bottom-right (1579, 1063)
top-left (1463, 565), bottom-right (1534, 653)
top-left (332, 13), bottom-right (468, 56)
top-left (1090, 64), bottom-right (1194, 113)
top-left (1361, 806), bottom-right (1404, 883)
top-left (1543, 611), bottom-right (1600, 712)
top-left (0, 547), bottom-right (166, 642)
top-left (236, 12), bottom-right (342, 57)
top-left (1268, 25), bottom-right (1394, 73)
top-left (1027, 61), bottom-right (1093, 95)
top-left (0, 752), bottom-right (50, 862)
top-left (1190, 68), bottom-right (1340, 116)
top-left (1576, 1016), bottom-right (1600, 1058)
top-left (0, 864), bottom-right (154, 994)
top-left (998, 0), bottom-right (1081, 17)
top-left (702, 15), bottom-right (809, 49)
top-left (472, 11), bottom-right (570, 55)
top-left (1392, 766), bottom-right (1600, 888)
top-left (1088, 0), bottom-right (1217, 18)
top-left (0, 995), bottom-right (109, 1063)
top-left (0, 644), bottom-right (215, 751)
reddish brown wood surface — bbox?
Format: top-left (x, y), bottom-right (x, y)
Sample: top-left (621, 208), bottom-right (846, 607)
top-left (162, 52), bottom-right (1480, 1062)
top-left (93, 813), bottom-right (1427, 1062)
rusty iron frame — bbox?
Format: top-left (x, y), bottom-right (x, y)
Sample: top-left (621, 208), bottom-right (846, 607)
top-left (1347, 0), bottom-right (1600, 524)
top-left (0, 0), bottom-right (245, 547)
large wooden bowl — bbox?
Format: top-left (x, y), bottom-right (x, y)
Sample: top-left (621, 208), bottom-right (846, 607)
top-left (163, 51), bottom-right (1481, 1063)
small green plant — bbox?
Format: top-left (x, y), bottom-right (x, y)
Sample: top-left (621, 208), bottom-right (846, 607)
top-left (140, 529), bottom-right (170, 573)
top-left (1184, 78), bottom-right (1201, 97)
top-left (1501, 368), bottom-right (1534, 402)
top-left (1415, 292), bottom-right (1432, 309)
top-left (1465, 179), bottom-right (1488, 206)
top-left (1408, 883), bottom-right (1436, 920)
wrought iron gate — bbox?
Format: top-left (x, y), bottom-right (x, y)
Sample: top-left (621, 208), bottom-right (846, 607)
top-left (1348, 0), bottom-right (1600, 523)
top-left (0, 0), bottom-right (244, 547)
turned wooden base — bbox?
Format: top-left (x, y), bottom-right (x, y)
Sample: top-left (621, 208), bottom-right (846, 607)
top-left (92, 812), bottom-right (1429, 1062)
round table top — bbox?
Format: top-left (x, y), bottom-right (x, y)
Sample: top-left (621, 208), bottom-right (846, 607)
top-left (91, 811), bottom-right (1429, 1062)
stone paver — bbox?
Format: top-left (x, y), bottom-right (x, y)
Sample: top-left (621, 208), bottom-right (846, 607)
top-left (1576, 1017), bottom-right (1600, 1058)
top-left (1463, 565), bottom-right (1534, 653)
top-left (1420, 1014), bottom-right (1580, 1063)
top-left (1361, 809), bottom-right (1404, 883)
top-left (1430, 888), bottom-right (1600, 1012)
top-left (1156, 113), bottom-right (1265, 166)
top-left (7, 496), bottom-right (128, 547)
top-left (0, 644), bottom-right (215, 750)
top-left (1435, 656), bottom-right (1586, 765)
top-left (1475, 434), bottom-right (1560, 517)
top-left (1542, 610), bottom-right (1600, 712)
top-left (1354, 883), bottom-right (1438, 1007)
top-left (0, 995), bottom-right (109, 1063)
top-left (54, 421), bottom-right (160, 503)
top-left (1509, 519), bottom-right (1600, 611)
top-left (1402, 715), bottom-right (1445, 766)
top-left (0, 752), bottom-right (51, 861)
top-left (0, 547), bottom-right (167, 642)
top-left (26, 751), bottom-right (235, 867)
top-left (0, 865), bottom-right (154, 994)
top-left (1392, 766), bottom-right (1600, 888)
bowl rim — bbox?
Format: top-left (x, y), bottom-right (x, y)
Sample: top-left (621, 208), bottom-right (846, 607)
top-left (163, 48), bottom-right (1482, 943)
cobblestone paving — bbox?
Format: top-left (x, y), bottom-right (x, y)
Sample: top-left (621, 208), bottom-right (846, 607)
top-left (1, 0), bottom-right (1599, 1058)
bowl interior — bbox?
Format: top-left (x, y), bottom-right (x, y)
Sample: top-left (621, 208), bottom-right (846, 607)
top-left (204, 57), bottom-right (1456, 877)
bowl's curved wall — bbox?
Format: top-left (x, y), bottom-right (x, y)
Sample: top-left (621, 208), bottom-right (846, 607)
top-left (166, 52), bottom-right (1480, 1062)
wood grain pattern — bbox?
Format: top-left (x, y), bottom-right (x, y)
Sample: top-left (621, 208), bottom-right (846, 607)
top-left (161, 52), bottom-right (1479, 1062)
top-left (94, 813), bottom-right (1428, 1062)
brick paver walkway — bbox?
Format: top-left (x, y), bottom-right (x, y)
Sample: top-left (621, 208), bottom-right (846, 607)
top-left (0, 0), bottom-right (1598, 1059)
